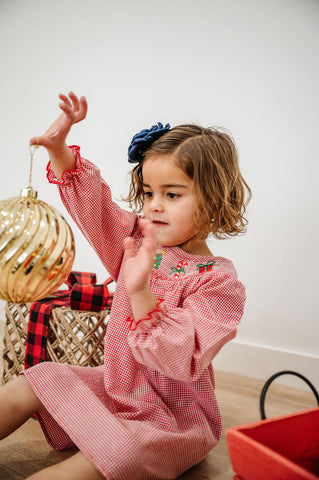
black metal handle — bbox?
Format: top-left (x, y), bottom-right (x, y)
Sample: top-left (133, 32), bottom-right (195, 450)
top-left (259, 370), bottom-right (319, 420)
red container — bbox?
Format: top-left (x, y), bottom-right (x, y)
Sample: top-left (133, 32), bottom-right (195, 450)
top-left (226, 407), bottom-right (319, 480)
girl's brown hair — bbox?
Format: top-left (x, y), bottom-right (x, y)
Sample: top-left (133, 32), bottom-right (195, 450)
top-left (126, 125), bottom-right (251, 239)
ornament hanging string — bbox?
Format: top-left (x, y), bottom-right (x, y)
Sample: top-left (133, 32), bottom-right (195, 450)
top-left (28, 138), bottom-right (40, 188)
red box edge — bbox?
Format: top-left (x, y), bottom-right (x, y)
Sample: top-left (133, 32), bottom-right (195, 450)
top-left (226, 407), bottom-right (319, 480)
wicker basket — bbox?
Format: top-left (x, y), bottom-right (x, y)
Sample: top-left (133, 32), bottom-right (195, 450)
top-left (2, 302), bottom-right (110, 384)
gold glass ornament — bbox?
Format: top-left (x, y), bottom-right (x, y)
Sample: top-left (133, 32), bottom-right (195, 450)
top-left (0, 144), bottom-right (75, 302)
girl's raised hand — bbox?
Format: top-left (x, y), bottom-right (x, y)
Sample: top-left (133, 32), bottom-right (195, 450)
top-left (30, 91), bottom-right (87, 153)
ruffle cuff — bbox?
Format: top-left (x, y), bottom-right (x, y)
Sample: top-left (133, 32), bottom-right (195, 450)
top-left (46, 145), bottom-right (83, 185)
top-left (126, 299), bottom-right (164, 332)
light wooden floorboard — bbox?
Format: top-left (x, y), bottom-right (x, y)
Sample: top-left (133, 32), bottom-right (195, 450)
top-left (0, 371), bottom-right (317, 480)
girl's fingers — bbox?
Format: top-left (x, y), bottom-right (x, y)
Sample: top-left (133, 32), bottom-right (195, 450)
top-left (74, 96), bottom-right (88, 123)
top-left (59, 101), bottom-right (74, 118)
top-left (68, 91), bottom-right (80, 111)
top-left (30, 134), bottom-right (57, 148)
top-left (59, 92), bottom-right (80, 116)
top-left (79, 96), bottom-right (88, 116)
top-left (62, 93), bottom-right (87, 122)
top-left (30, 136), bottom-right (43, 146)
top-left (139, 218), bottom-right (153, 234)
top-left (58, 93), bottom-right (72, 107)
top-left (139, 219), bottom-right (157, 251)
top-left (58, 92), bottom-right (87, 123)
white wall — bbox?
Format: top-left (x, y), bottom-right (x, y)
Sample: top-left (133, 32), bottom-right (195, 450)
top-left (0, 0), bottom-right (318, 389)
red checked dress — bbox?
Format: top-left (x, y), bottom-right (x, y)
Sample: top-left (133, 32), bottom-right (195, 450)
top-left (23, 147), bottom-right (246, 480)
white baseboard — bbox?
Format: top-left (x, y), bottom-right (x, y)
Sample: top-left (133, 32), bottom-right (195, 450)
top-left (213, 339), bottom-right (319, 392)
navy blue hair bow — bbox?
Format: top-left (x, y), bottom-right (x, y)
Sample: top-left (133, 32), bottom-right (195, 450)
top-left (128, 122), bottom-right (170, 163)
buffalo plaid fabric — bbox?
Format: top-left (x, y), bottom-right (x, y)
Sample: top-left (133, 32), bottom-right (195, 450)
top-left (25, 272), bottom-right (113, 369)
top-left (66, 271), bottom-right (97, 288)
top-left (70, 282), bottom-right (112, 311)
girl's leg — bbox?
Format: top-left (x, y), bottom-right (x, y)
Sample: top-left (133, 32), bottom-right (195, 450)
top-left (26, 451), bottom-right (104, 480)
top-left (0, 375), bottom-right (44, 440)
top-left (1, 378), bottom-right (105, 479)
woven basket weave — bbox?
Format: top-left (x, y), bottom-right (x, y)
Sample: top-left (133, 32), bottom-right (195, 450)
top-left (2, 302), bottom-right (110, 384)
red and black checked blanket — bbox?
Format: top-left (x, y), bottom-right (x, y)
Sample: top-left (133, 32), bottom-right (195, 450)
top-left (25, 272), bottom-right (113, 369)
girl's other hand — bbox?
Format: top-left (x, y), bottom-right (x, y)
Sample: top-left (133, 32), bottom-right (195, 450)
top-left (123, 218), bottom-right (157, 298)
top-left (30, 91), bottom-right (87, 154)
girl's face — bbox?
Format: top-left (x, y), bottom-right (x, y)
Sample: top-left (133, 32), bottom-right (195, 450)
top-left (142, 154), bottom-right (200, 252)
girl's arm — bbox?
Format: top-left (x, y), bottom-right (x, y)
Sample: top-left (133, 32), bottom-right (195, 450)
top-left (32, 92), bottom-right (138, 280)
top-left (54, 156), bottom-right (139, 281)
top-left (30, 92), bottom-right (87, 179)
top-left (127, 271), bottom-right (246, 382)
top-left (123, 221), bottom-right (246, 382)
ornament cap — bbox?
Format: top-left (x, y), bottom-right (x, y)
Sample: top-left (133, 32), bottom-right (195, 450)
top-left (20, 187), bottom-right (38, 199)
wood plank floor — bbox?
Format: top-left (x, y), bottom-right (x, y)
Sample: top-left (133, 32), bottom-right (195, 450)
top-left (0, 371), bottom-right (317, 480)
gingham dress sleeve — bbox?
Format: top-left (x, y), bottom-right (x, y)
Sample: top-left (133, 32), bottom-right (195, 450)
top-left (127, 270), bottom-right (245, 382)
top-left (46, 146), bottom-right (138, 280)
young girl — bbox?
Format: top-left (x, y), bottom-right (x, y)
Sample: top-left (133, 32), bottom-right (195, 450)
top-left (0, 92), bottom-right (251, 480)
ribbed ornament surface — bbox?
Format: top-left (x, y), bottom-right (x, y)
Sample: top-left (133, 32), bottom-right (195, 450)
top-left (0, 190), bottom-right (75, 302)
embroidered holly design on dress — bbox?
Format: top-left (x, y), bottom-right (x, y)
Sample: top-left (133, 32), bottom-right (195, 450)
top-left (153, 251), bottom-right (165, 269)
top-left (170, 261), bottom-right (188, 278)
top-left (196, 260), bottom-right (216, 274)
